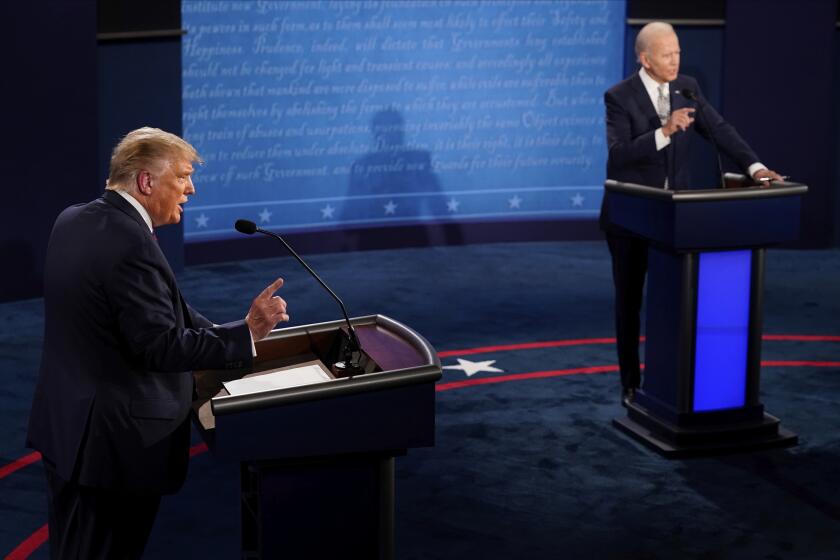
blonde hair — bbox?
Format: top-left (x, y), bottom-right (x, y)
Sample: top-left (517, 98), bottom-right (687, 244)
top-left (635, 21), bottom-right (676, 62)
top-left (106, 127), bottom-right (203, 191)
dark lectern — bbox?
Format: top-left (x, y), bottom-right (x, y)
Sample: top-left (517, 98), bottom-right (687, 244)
top-left (605, 175), bottom-right (808, 457)
top-left (192, 314), bottom-right (441, 559)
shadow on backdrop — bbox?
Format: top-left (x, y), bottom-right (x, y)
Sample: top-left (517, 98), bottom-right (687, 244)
top-left (341, 109), bottom-right (464, 250)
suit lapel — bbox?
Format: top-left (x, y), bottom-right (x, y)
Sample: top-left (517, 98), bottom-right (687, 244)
top-left (629, 74), bottom-right (662, 130)
top-left (102, 190), bottom-right (189, 325)
top-left (102, 190), bottom-right (156, 241)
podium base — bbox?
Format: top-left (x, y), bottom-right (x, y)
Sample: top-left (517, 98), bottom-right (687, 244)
top-left (613, 402), bottom-right (798, 458)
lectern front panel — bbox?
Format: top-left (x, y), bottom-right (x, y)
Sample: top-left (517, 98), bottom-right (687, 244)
top-left (693, 250), bottom-right (751, 411)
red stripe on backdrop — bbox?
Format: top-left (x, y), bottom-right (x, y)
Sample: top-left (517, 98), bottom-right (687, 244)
top-left (0, 452), bottom-right (41, 481)
top-left (4, 523), bottom-right (48, 560)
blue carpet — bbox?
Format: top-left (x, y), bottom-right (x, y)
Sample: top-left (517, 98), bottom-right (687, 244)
top-left (1, 241), bottom-right (839, 559)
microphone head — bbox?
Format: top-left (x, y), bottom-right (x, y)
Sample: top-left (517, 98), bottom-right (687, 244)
top-left (679, 88), bottom-right (698, 100)
top-left (235, 219), bottom-right (258, 235)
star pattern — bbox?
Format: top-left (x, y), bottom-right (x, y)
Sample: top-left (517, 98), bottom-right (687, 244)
top-left (186, 189), bottom-right (599, 235)
top-left (442, 358), bottom-right (504, 377)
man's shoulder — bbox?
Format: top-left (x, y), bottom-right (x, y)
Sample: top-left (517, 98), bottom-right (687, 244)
top-left (54, 195), bottom-right (150, 250)
top-left (672, 74), bottom-right (699, 88)
top-left (606, 74), bottom-right (640, 97)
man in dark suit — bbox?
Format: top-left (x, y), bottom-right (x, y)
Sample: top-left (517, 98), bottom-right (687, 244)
top-left (600, 22), bottom-right (783, 406)
top-left (27, 127), bottom-right (290, 558)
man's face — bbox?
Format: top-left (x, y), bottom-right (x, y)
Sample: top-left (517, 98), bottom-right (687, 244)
top-left (641, 32), bottom-right (680, 84)
top-left (145, 158), bottom-right (195, 227)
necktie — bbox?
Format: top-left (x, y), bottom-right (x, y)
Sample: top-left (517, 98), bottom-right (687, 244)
top-left (656, 84), bottom-right (670, 124)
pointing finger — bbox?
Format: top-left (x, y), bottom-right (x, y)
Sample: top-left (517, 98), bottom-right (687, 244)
top-left (259, 277), bottom-right (285, 299)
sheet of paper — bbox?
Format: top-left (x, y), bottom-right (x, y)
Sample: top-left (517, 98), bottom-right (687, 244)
top-left (223, 362), bottom-right (334, 396)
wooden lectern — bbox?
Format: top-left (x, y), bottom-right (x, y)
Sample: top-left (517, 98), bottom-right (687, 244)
top-left (192, 314), bottom-right (441, 559)
top-left (604, 175), bottom-right (808, 457)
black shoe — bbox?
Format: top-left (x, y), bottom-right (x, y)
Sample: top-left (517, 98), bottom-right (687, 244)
top-left (621, 387), bottom-right (636, 408)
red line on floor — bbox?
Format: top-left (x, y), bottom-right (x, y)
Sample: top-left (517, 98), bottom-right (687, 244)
top-left (436, 365), bottom-right (619, 391)
top-left (189, 442), bottom-right (209, 458)
top-left (4, 336), bottom-right (839, 558)
top-left (763, 335), bottom-right (840, 342)
top-left (438, 338), bottom-right (619, 358)
top-left (762, 360), bottom-right (840, 368)
top-left (438, 334), bottom-right (840, 358)
top-left (0, 452), bottom-right (41, 481)
top-left (4, 523), bottom-right (48, 560)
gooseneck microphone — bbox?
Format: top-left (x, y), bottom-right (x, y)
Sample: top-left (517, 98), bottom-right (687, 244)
top-left (234, 219), bottom-right (363, 376)
top-left (677, 88), bottom-right (726, 188)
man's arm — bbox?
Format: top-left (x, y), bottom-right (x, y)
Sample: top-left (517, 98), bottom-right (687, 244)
top-left (107, 240), bottom-right (286, 372)
top-left (604, 90), bottom-right (660, 168)
top-left (687, 83), bottom-right (762, 174)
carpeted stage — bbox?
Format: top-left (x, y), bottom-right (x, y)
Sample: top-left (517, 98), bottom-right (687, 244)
top-left (2, 241), bottom-right (839, 559)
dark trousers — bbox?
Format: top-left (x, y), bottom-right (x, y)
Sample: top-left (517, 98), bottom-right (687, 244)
top-left (44, 462), bottom-right (161, 560)
top-left (606, 232), bottom-right (648, 390)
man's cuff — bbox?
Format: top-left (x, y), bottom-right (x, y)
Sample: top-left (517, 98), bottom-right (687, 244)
top-left (748, 162), bottom-right (766, 178)
top-left (655, 128), bottom-right (671, 151)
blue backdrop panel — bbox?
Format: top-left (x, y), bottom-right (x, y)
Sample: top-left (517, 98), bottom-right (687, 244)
top-left (181, 0), bottom-right (625, 242)
top-left (693, 250), bottom-right (751, 412)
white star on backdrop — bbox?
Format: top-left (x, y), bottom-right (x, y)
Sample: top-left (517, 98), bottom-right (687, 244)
top-left (442, 358), bottom-right (504, 377)
top-left (195, 213), bottom-right (209, 228)
top-left (508, 195), bottom-right (522, 209)
top-left (446, 198), bottom-right (460, 212)
top-left (321, 204), bottom-right (335, 219)
top-left (571, 193), bottom-right (585, 207)
top-left (384, 200), bottom-right (397, 215)
top-left (258, 208), bottom-right (272, 223)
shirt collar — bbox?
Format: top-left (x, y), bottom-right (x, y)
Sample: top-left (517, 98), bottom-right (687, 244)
top-left (115, 190), bottom-right (154, 233)
top-left (639, 68), bottom-right (669, 98)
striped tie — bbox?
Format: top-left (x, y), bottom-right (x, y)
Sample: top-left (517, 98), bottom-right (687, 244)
top-left (657, 84), bottom-right (670, 124)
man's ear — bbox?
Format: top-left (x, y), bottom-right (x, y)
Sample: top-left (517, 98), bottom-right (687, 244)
top-left (136, 170), bottom-right (152, 195)
top-left (639, 52), bottom-right (650, 70)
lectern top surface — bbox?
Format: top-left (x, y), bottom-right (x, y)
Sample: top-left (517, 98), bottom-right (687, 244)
top-left (604, 179), bottom-right (808, 203)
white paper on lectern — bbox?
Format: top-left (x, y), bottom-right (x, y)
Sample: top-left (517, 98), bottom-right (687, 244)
top-left (223, 362), bottom-right (333, 396)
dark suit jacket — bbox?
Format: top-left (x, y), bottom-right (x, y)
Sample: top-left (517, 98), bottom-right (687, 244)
top-left (27, 190), bottom-right (252, 494)
top-left (600, 73), bottom-right (760, 233)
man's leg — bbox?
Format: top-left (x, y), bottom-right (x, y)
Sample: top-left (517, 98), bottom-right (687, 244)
top-left (606, 233), bottom-right (648, 393)
top-left (44, 462), bottom-right (161, 560)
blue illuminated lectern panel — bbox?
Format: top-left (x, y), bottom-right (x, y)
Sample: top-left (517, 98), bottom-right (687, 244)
top-left (692, 250), bottom-right (752, 412)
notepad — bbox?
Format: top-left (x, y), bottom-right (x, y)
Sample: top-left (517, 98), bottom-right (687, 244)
top-left (222, 360), bottom-right (334, 396)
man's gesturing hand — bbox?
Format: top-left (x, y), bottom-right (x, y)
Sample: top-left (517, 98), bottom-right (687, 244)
top-left (245, 277), bottom-right (289, 341)
top-left (662, 107), bottom-right (695, 137)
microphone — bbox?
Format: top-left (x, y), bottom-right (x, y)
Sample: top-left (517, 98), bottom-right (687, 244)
top-left (676, 88), bottom-right (697, 102)
top-left (676, 88), bottom-right (726, 188)
top-left (234, 219), bottom-right (364, 376)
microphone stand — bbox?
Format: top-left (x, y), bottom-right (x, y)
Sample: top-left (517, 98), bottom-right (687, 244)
top-left (237, 221), bottom-right (364, 377)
